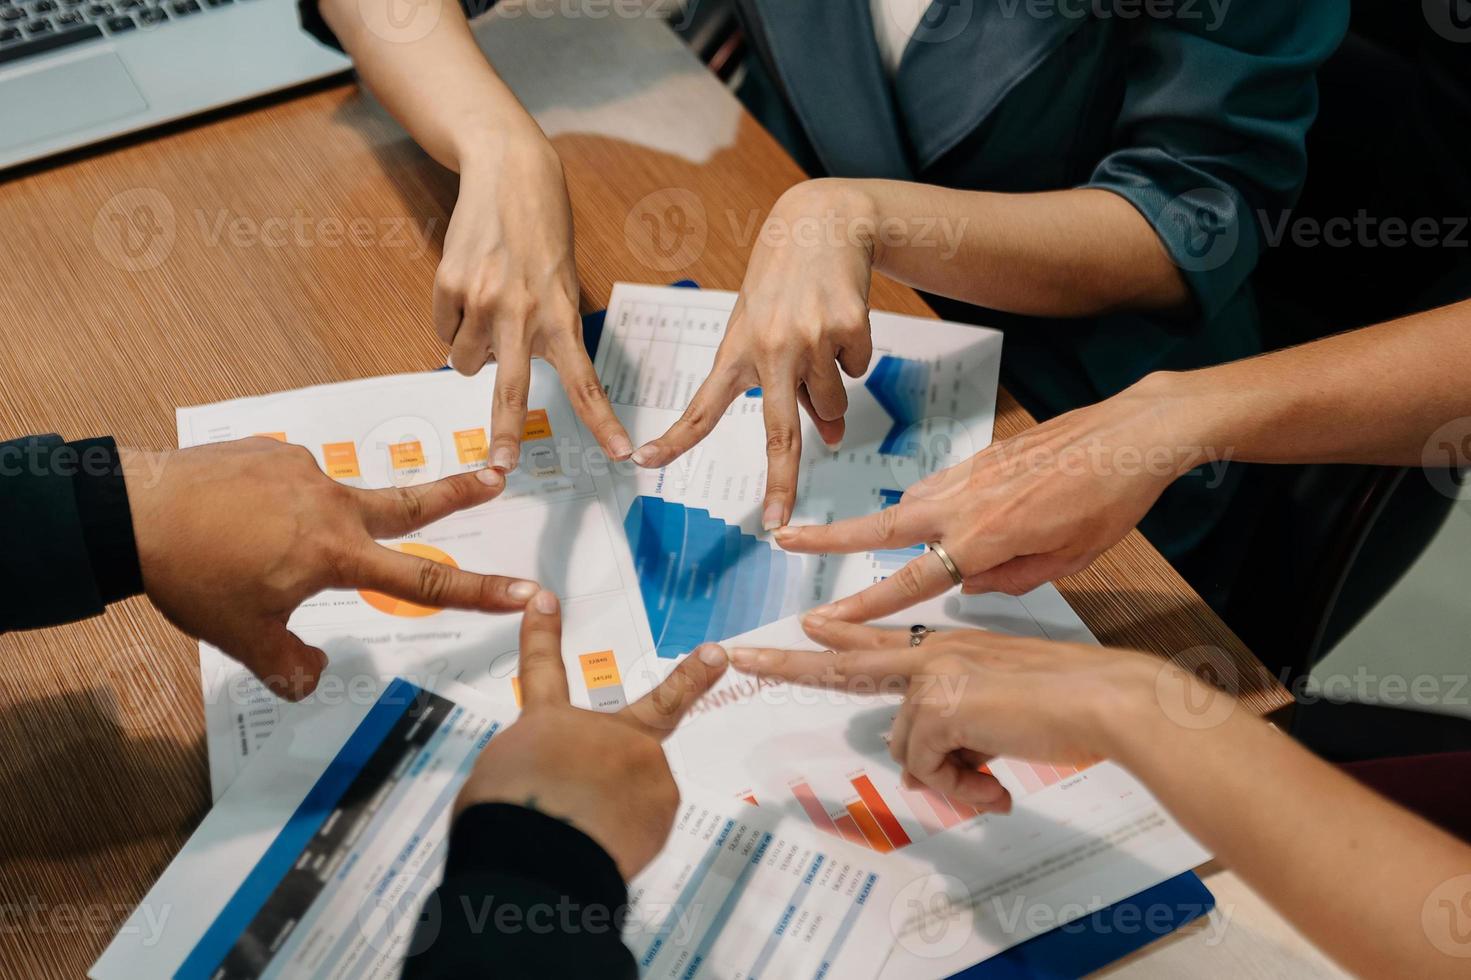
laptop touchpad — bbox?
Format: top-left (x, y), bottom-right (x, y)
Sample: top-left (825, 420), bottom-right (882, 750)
top-left (0, 51), bottom-right (148, 151)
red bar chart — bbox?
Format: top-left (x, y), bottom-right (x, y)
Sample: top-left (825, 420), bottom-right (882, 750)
top-left (786, 771), bottom-right (981, 853)
top-left (1005, 760), bottom-right (1093, 794)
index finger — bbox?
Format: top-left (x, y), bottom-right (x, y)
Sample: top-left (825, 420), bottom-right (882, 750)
top-left (632, 367), bottom-right (741, 469)
top-left (517, 590), bottom-right (570, 707)
top-left (772, 495), bottom-right (940, 555)
top-left (354, 470), bottom-right (506, 539)
top-left (727, 644), bottom-right (913, 694)
top-left (546, 336), bottom-right (633, 461)
top-left (814, 551), bottom-right (957, 623)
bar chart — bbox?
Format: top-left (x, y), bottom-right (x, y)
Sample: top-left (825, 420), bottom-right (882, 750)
top-left (864, 355), bottom-right (931, 456)
top-left (784, 770), bottom-right (983, 854)
top-left (1001, 760), bottom-right (1094, 795)
top-left (623, 496), bottom-right (806, 658)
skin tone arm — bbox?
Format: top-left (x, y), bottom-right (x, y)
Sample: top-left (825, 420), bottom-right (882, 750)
top-left (122, 437), bottom-right (539, 699)
top-left (317, 0), bottom-right (633, 468)
top-left (772, 298), bottom-right (1471, 621)
top-left (728, 621), bottom-right (1471, 979)
top-left (634, 179), bottom-right (1190, 528)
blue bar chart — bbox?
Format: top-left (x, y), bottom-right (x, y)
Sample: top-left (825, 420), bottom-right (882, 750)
top-left (869, 487), bottom-right (926, 576)
top-left (624, 496), bottom-right (806, 658)
top-left (863, 355), bottom-right (931, 456)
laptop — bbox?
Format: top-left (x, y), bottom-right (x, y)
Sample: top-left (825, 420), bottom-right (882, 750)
top-left (0, 0), bottom-right (349, 170)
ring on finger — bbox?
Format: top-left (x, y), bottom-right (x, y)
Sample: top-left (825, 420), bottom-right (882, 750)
top-left (927, 541), bottom-right (964, 586)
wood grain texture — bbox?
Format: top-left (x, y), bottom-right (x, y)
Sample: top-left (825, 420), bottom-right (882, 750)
top-left (0, 23), bottom-right (1285, 976)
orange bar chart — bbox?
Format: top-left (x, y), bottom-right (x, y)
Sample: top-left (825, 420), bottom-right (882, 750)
top-left (851, 774), bottom-right (911, 849)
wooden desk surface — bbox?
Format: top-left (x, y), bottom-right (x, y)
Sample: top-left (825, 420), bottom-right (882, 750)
top-left (0, 11), bottom-right (1290, 977)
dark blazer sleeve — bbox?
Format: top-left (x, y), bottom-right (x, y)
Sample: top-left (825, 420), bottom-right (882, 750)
top-left (403, 803), bottom-right (639, 978)
top-left (1085, 1), bottom-right (1351, 321)
top-left (0, 435), bottom-right (143, 632)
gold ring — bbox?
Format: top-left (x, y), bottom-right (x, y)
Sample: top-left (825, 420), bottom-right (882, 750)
top-left (928, 541), bottom-right (964, 586)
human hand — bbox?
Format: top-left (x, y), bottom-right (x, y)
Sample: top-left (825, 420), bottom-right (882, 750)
top-left (727, 619), bottom-right (1170, 811)
top-left (123, 438), bottom-right (539, 701)
top-left (435, 136), bottom-right (632, 471)
top-left (633, 179), bottom-right (879, 530)
top-left (775, 374), bottom-right (1211, 620)
top-left (456, 591), bottom-right (730, 879)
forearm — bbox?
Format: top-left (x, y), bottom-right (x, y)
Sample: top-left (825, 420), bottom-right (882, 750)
top-left (1109, 695), bottom-right (1471, 977)
top-left (1146, 299), bottom-right (1471, 467)
top-left (821, 179), bottom-right (1191, 318)
top-left (319, 0), bottom-right (546, 173)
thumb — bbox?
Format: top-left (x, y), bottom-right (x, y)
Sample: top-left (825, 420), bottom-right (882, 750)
top-left (237, 623), bottom-right (329, 702)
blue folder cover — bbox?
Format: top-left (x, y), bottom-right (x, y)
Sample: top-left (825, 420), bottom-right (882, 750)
top-left (948, 871), bottom-right (1214, 979)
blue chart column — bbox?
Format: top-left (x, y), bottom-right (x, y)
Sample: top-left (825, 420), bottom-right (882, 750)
top-left (624, 496), bottom-right (805, 658)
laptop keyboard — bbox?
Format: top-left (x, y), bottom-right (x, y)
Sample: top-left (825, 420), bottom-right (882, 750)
top-left (0, 0), bottom-right (247, 66)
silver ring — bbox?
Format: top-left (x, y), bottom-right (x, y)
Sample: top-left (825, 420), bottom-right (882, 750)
top-left (928, 541), bottom-right (964, 586)
top-left (909, 625), bottom-right (936, 648)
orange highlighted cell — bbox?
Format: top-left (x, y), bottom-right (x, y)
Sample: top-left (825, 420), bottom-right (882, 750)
top-left (578, 651), bottom-right (622, 690)
top-left (358, 542), bottom-right (456, 617)
top-left (454, 428), bottom-right (489, 465)
top-left (511, 676), bottom-right (523, 708)
top-left (255, 432), bottom-right (287, 442)
top-left (389, 440), bottom-right (426, 471)
top-left (522, 409), bottom-right (553, 441)
top-left (322, 442), bottom-right (361, 479)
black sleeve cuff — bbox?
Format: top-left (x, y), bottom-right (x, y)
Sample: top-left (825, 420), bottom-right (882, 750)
top-left (0, 434), bottom-right (141, 631)
top-left (444, 802), bottom-right (628, 912)
top-left (70, 437), bottom-right (144, 606)
top-left (402, 803), bottom-right (637, 978)
top-left (297, 0), bottom-right (495, 53)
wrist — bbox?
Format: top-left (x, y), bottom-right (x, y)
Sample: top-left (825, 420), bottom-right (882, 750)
top-left (773, 178), bottom-right (882, 262)
top-left (1125, 371), bottom-right (1232, 478)
top-left (453, 122), bottom-right (557, 177)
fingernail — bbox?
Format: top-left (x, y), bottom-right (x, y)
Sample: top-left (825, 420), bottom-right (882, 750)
top-left (476, 467), bottom-right (504, 488)
top-left (509, 581), bottom-right (539, 602)
top-left (492, 447), bottom-right (517, 472)
top-left (804, 614), bottom-right (828, 629)
top-left (609, 435), bottom-right (634, 461)
top-left (762, 503), bottom-right (785, 531)
top-left (698, 644), bottom-right (728, 666)
top-left (823, 436), bottom-right (843, 452)
top-left (729, 648), bottom-right (758, 667)
top-left (631, 445), bottom-right (656, 467)
top-left (531, 589), bottom-right (559, 613)
top-left (772, 526), bottom-right (798, 544)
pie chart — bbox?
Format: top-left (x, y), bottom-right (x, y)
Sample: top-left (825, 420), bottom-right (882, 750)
top-left (359, 542), bottom-right (458, 618)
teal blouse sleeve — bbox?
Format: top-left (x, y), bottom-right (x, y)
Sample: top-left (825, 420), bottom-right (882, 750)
top-left (1086, 2), bottom-right (1351, 321)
